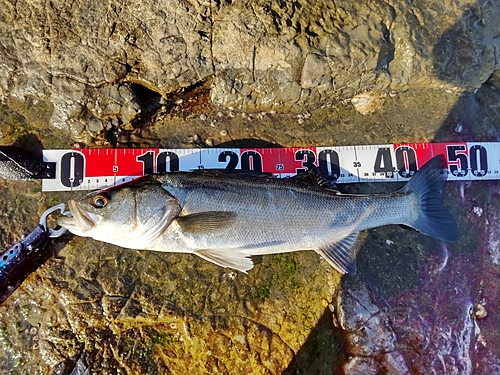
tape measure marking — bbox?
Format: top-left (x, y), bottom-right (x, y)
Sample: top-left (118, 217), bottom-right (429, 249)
top-left (41, 142), bottom-right (500, 191)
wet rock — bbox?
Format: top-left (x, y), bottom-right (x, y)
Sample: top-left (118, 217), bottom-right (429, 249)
top-left (0, 36), bottom-right (499, 373)
top-left (343, 356), bottom-right (380, 375)
top-left (0, 235), bottom-right (338, 374)
top-left (390, 270), bottom-right (477, 375)
top-left (335, 280), bottom-right (399, 372)
top-left (336, 273), bottom-right (477, 375)
top-left (1, 0), bottom-right (499, 139)
top-left (335, 179), bottom-right (500, 375)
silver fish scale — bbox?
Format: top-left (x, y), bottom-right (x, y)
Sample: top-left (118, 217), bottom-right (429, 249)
top-left (157, 173), bottom-right (416, 255)
top-left (59, 156), bottom-right (457, 274)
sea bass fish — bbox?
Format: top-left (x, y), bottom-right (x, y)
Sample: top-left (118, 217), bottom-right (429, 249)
top-left (58, 155), bottom-right (459, 274)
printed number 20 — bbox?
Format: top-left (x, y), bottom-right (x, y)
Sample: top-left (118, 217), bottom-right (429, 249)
top-left (218, 151), bottom-right (263, 172)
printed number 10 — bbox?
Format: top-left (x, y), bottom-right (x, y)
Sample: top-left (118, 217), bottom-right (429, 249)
top-left (136, 151), bottom-right (180, 174)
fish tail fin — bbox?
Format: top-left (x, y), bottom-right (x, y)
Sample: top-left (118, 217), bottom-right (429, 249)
top-left (401, 155), bottom-right (459, 242)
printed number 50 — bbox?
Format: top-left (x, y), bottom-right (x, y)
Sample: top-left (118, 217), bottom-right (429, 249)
top-left (447, 145), bottom-right (488, 177)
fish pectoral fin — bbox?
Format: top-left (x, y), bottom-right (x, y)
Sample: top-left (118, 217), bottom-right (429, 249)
top-left (194, 249), bottom-right (254, 273)
top-left (316, 232), bottom-right (360, 274)
top-left (176, 211), bottom-right (237, 234)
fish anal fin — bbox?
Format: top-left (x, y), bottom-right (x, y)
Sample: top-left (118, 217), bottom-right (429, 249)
top-left (316, 232), bottom-right (360, 274)
top-left (176, 211), bottom-right (236, 234)
top-left (195, 248), bottom-right (254, 273)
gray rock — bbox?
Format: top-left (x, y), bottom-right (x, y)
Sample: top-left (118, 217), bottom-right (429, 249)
top-left (343, 356), bottom-right (380, 375)
top-left (335, 281), bottom-right (396, 358)
top-left (1, 0), bottom-right (499, 140)
top-left (0, 0), bottom-right (213, 141)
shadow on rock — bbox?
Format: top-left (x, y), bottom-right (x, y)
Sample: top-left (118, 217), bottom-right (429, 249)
top-left (283, 307), bottom-right (345, 375)
top-left (216, 138), bottom-right (283, 148)
top-left (431, 1), bottom-right (500, 142)
top-left (287, 2), bottom-right (500, 374)
top-left (433, 79), bottom-right (500, 143)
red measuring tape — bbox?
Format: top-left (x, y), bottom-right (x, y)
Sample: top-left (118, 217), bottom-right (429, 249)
top-left (41, 142), bottom-right (500, 191)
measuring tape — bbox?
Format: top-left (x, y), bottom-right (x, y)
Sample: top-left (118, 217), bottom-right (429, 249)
top-left (41, 142), bottom-right (500, 192)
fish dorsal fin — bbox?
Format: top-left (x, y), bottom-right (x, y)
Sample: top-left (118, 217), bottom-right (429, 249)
top-left (176, 211), bottom-right (237, 234)
top-left (316, 232), bottom-right (360, 274)
top-left (194, 249), bottom-right (254, 273)
top-left (291, 168), bottom-right (334, 189)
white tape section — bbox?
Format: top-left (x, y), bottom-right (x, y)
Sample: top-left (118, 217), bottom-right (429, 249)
top-left (41, 142), bottom-right (500, 192)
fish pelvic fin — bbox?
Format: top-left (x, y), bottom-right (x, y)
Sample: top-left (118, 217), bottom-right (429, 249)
top-left (316, 232), bottom-right (359, 274)
top-left (401, 155), bottom-right (459, 242)
top-left (176, 211), bottom-right (237, 234)
top-left (194, 248), bottom-right (254, 273)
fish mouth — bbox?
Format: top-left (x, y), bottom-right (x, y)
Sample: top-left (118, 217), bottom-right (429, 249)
top-left (57, 200), bottom-right (102, 233)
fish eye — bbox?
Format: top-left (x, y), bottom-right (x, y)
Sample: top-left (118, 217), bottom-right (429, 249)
top-left (93, 195), bottom-right (108, 208)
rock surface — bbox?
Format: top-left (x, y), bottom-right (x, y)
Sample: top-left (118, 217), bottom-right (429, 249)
top-left (1, 0), bottom-right (499, 141)
top-left (334, 81), bottom-right (500, 375)
top-left (0, 236), bottom-right (339, 374)
top-left (336, 181), bottom-right (500, 375)
top-left (1, 1), bottom-right (500, 374)
top-left (0, 75), bottom-right (499, 375)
